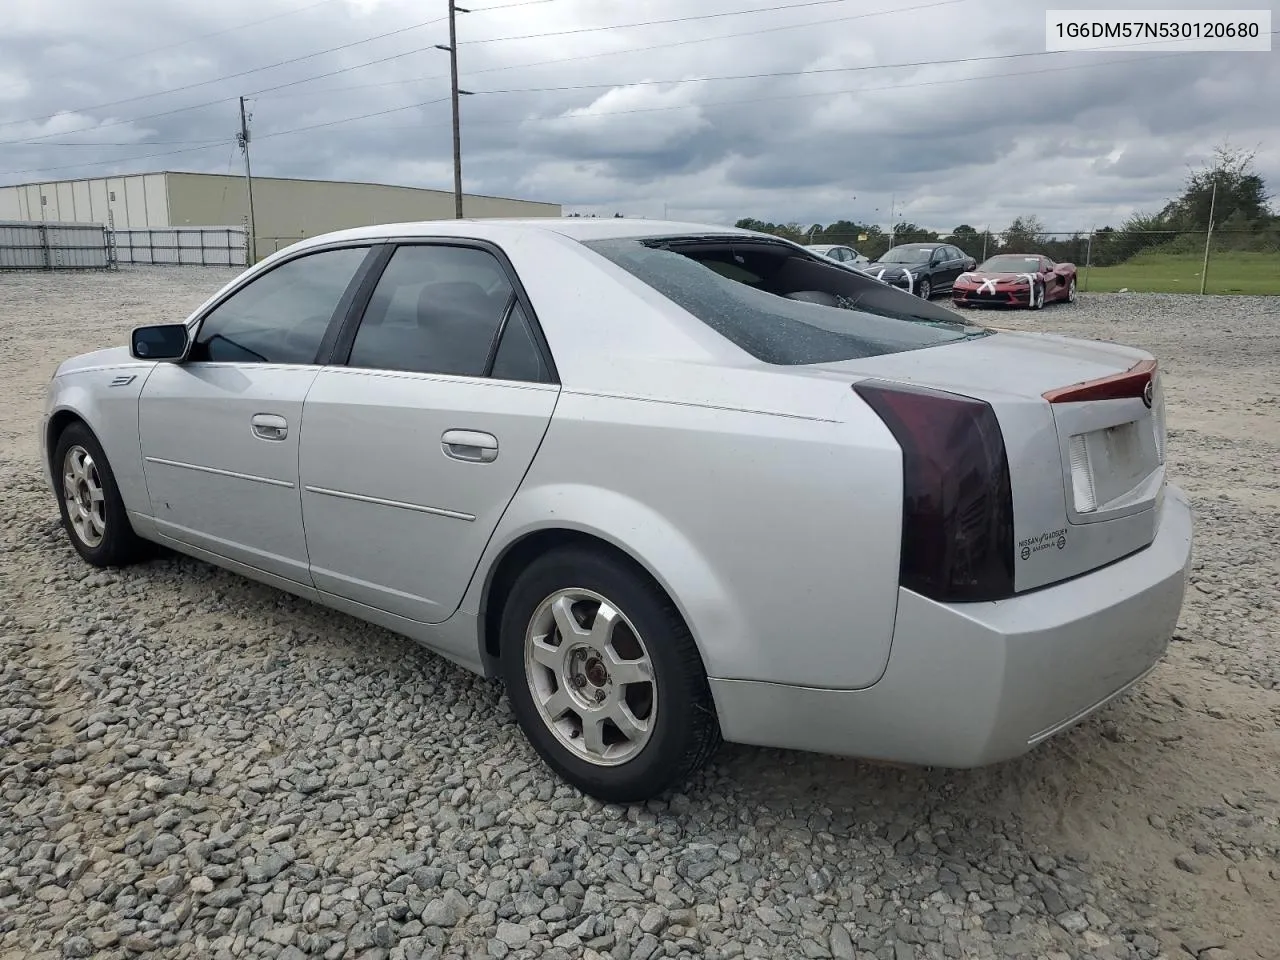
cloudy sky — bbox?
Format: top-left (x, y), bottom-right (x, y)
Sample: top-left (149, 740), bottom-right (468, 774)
top-left (1, 0), bottom-right (1276, 232)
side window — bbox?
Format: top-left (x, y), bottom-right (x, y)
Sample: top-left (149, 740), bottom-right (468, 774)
top-left (490, 303), bottom-right (551, 383)
top-left (190, 247), bottom-right (369, 363)
top-left (347, 245), bottom-right (514, 377)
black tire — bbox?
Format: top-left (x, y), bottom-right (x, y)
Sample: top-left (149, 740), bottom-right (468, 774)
top-left (52, 421), bottom-right (148, 567)
top-left (917, 277), bottom-right (932, 300)
top-left (498, 545), bottom-right (721, 803)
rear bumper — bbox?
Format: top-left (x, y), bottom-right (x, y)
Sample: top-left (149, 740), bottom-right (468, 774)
top-left (711, 484), bottom-right (1193, 767)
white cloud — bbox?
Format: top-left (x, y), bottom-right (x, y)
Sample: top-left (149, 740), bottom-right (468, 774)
top-left (0, 0), bottom-right (1274, 232)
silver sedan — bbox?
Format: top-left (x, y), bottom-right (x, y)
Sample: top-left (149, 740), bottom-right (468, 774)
top-left (42, 218), bottom-right (1193, 802)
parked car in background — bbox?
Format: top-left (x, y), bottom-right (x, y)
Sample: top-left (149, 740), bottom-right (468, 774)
top-left (867, 242), bottom-right (977, 299)
top-left (952, 253), bottom-right (1079, 309)
top-left (43, 218), bottom-right (1190, 803)
top-left (806, 243), bottom-right (870, 266)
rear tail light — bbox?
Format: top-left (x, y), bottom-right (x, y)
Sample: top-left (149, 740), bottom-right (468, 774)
top-left (854, 380), bottom-right (1015, 602)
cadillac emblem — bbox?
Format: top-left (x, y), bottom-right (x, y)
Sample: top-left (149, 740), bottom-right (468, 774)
top-left (1142, 380), bottom-right (1154, 408)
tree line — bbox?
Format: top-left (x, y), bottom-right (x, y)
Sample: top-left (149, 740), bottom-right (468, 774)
top-left (735, 144), bottom-right (1276, 267)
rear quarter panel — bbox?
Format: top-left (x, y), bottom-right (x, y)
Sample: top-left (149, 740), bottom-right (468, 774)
top-left (463, 387), bottom-right (906, 690)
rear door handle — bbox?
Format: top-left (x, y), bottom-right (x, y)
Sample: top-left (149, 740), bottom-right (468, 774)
top-left (251, 413), bottom-right (288, 441)
top-left (441, 429), bottom-right (498, 463)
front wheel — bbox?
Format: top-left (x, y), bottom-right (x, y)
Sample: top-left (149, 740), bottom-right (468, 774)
top-left (1030, 283), bottom-right (1045, 310)
top-left (53, 422), bottom-right (148, 567)
top-left (499, 546), bottom-right (721, 803)
top-left (1067, 278), bottom-right (1078, 303)
top-left (917, 278), bottom-right (932, 300)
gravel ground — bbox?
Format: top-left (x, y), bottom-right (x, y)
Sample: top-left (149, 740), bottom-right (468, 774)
top-left (1, 268), bottom-right (1277, 960)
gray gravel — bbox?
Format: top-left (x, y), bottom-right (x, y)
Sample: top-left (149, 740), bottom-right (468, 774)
top-left (1, 268), bottom-right (1278, 960)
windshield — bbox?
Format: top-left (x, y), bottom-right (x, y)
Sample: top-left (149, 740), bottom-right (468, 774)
top-left (877, 246), bottom-right (932, 264)
top-left (980, 255), bottom-right (1041, 272)
top-left (582, 237), bottom-right (989, 366)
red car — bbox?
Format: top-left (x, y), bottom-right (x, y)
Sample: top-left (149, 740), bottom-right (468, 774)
top-left (951, 253), bottom-right (1078, 309)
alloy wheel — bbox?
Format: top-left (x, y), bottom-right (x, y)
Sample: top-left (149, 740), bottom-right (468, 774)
top-left (524, 588), bottom-right (656, 766)
top-left (62, 445), bottom-right (106, 548)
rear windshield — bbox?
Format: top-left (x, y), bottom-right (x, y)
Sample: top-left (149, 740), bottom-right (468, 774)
top-left (877, 246), bottom-right (932, 264)
top-left (583, 237), bottom-right (988, 365)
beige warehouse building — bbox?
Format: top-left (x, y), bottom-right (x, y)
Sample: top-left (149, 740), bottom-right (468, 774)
top-left (0, 170), bottom-right (561, 260)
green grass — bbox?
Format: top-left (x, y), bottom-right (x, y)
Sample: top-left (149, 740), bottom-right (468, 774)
top-left (1080, 251), bottom-right (1280, 295)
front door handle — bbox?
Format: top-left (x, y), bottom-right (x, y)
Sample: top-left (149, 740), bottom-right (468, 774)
top-left (251, 413), bottom-right (288, 441)
top-left (441, 429), bottom-right (498, 463)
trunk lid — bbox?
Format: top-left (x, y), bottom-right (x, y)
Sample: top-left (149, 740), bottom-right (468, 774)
top-left (818, 329), bottom-right (1167, 593)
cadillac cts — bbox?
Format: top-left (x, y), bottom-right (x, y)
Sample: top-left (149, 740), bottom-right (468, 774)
top-left (42, 218), bottom-right (1193, 802)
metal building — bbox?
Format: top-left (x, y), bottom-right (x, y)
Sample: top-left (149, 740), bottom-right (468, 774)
top-left (0, 170), bottom-right (561, 260)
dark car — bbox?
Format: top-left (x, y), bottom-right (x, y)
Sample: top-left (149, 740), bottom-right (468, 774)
top-left (867, 242), bottom-right (977, 299)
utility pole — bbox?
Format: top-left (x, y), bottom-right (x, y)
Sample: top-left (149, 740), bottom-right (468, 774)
top-left (1084, 227), bottom-right (1094, 292)
top-left (1199, 179), bottom-right (1217, 295)
top-left (446, 3), bottom-right (468, 219)
top-left (238, 96), bottom-right (258, 265)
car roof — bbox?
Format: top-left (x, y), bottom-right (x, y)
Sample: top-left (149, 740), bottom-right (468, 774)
top-left (892, 242), bottom-right (940, 249)
top-left (288, 217), bottom-right (764, 249)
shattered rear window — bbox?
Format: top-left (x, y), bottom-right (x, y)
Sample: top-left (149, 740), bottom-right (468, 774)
top-left (583, 237), bottom-right (987, 366)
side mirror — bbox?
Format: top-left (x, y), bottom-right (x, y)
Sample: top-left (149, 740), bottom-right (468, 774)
top-left (131, 324), bottom-right (189, 361)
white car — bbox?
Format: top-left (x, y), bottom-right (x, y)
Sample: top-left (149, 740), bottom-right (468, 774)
top-left (806, 243), bottom-right (870, 267)
top-left (43, 218), bottom-right (1192, 802)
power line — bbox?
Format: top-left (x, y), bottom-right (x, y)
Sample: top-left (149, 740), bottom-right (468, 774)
top-left (466, 41), bottom-right (1251, 96)
top-left (0, 98), bottom-right (238, 147)
top-left (3, 0), bottom-right (942, 137)
top-left (461, 0), bottom-right (964, 78)
top-left (0, 0), bottom-right (347, 94)
top-left (0, 142), bottom-right (233, 179)
top-left (0, 16), bottom-right (452, 131)
top-left (0, 0), bottom-right (561, 132)
top-left (251, 0), bottom-right (963, 101)
top-left (456, 0), bottom-right (901, 44)
top-left (11, 139), bottom-right (225, 147)
top-left (369, 51), bottom-right (1192, 133)
top-left (253, 98), bottom-right (451, 143)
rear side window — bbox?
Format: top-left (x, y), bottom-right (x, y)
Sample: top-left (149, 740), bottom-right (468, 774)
top-left (347, 245), bottom-right (515, 377)
top-left (583, 237), bottom-right (987, 365)
top-left (490, 303), bottom-right (551, 383)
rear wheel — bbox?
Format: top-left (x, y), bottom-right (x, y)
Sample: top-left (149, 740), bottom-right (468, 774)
top-left (53, 422), bottom-right (147, 567)
top-left (1067, 278), bottom-right (1078, 303)
top-left (917, 278), bottom-right (932, 300)
top-left (499, 545), bottom-right (721, 803)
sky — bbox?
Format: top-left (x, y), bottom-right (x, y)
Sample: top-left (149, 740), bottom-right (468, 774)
top-left (0, 0), bottom-right (1276, 233)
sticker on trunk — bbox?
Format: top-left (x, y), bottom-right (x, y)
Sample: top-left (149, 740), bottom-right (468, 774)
top-left (1019, 528), bottom-right (1068, 560)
